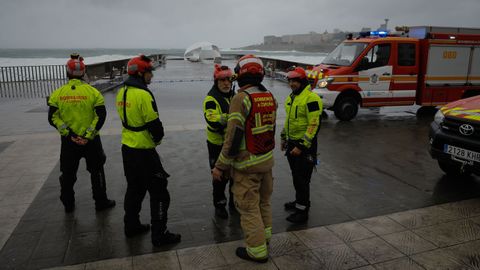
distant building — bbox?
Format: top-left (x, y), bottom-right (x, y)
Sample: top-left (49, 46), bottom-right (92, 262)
top-left (264, 35), bottom-right (282, 45)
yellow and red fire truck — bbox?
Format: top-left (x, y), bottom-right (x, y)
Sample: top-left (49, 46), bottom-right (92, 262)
top-left (310, 26), bottom-right (480, 121)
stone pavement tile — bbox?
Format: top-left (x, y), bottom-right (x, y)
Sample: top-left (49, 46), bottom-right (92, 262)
top-left (292, 226), bottom-right (343, 249)
top-left (12, 173), bottom-right (49, 192)
top-left (177, 244), bottom-right (227, 270)
top-left (352, 266), bottom-right (375, 270)
top-left (439, 198), bottom-right (480, 218)
top-left (27, 256), bottom-right (65, 270)
top-left (350, 236), bottom-right (404, 264)
top-left (470, 215), bottom-right (480, 227)
top-left (0, 203), bottom-right (30, 219)
top-left (311, 243), bottom-right (369, 269)
top-left (0, 175), bottom-right (22, 200)
top-left (210, 260), bottom-right (278, 270)
top-left (411, 239), bottom-right (480, 270)
top-left (373, 257), bottom-right (425, 270)
top-left (217, 239), bottom-right (245, 265)
top-left (0, 141), bottom-right (13, 154)
top-left (272, 250), bottom-right (322, 270)
top-left (1, 188), bottom-right (38, 205)
top-left (358, 215), bottom-right (407, 236)
top-left (64, 232), bottom-right (102, 265)
top-left (268, 232), bottom-right (309, 257)
top-left (132, 251), bottom-right (180, 270)
top-left (46, 264), bottom-right (86, 270)
top-left (387, 205), bottom-right (462, 229)
top-left (23, 159), bottom-right (58, 176)
top-left (0, 231), bottom-right (42, 269)
top-left (326, 221), bottom-right (375, 242)
top-left (0, 217), bottom-right (21, 249)
top-left (413, 219), bottom-right (480, 247)
top-left (85, 257), bottom-right (133, 270)
top-left (381, 230), bottom-right (436, 255)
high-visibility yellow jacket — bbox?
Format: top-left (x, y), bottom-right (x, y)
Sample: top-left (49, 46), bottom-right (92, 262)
top-left (203, 86), bottom-right (233, 145)
top-left (48, 79), bottom-right (105, 140)
top-left (116, 77), bottom-right (164, 149)
top-left (281, 84), bottom-right (322, 150)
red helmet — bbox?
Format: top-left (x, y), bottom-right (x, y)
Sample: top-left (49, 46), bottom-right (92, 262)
top-left (234, 54), bottom-right (264, 78)
top-left (213, 64), bottom-right (233, 80)
top-left (66, 53), bottom-right (85, 77)
top-left (127, 54), bottom-right (154, 75)
top-left (287, 66), bottom-right (307, 80)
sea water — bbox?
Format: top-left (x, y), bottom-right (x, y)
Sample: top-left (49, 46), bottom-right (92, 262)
top-left (0, 48), bottom-right (326, 66)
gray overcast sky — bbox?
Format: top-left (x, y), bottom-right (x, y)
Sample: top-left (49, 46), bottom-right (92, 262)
top-left (0, 0), bottom-right (479, 49)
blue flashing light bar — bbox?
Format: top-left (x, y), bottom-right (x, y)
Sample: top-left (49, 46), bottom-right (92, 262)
top-left (370, 31), bottom-right (389, 37)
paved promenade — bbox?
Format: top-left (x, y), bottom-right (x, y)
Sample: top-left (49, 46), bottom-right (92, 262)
top-left (0, 60), bottom-right (479, 269)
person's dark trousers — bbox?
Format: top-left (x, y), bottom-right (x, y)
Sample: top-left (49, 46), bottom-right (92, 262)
top-left (286, 140), bottom-right (317, 210)
top-left (122, 145), bottom-right (171, 237)
top-left (59, 135), bottom-right (108, 208)
top-left (207, 141), bottom-right (234, 207)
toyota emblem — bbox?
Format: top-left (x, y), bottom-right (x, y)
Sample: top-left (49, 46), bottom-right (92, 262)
top-left (459, 124), bottom-right (474, 136)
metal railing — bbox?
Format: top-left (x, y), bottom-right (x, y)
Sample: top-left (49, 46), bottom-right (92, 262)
top-left (0, 54), bottom-right (165, 99)
top-left (0, 65), bottom-right (67, 98)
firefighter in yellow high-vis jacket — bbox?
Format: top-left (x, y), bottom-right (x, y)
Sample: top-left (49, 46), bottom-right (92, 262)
top-left (116, 55), bottom-right (180, 247)
top-left (281, 66), bottom-right (322, 224)
top-left (203, 64), bottom-right (235, 219)
top-left (48, 53), bottom-right (115, 213)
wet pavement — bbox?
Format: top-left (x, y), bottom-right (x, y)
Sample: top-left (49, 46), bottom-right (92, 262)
top-left (0, 59), bottom-right (479, 269)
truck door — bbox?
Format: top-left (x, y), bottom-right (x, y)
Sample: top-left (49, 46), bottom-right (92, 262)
top-left (357, 43), bottom-right (393, 106)
top-left (390, 42), bottom-right (418, 105)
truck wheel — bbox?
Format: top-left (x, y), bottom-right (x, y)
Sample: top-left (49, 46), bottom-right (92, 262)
top-left (416, 106), bottom-right (437, 117)
top-left (437, 160), bottom-right (471, 178)
top-left (334, 96), bottom-right (358, 121)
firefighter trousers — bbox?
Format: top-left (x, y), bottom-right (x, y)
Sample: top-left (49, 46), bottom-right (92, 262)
top-left (286, 150), bottom-right (315, 210)
top-left (121, 145), bottom-right (170, 235)
top-left (207, 141), bottom-right (234, 208)
top-left (232, 169), bottom-right (273, 249)
top-left (59, 135), bottom-right (109, 207)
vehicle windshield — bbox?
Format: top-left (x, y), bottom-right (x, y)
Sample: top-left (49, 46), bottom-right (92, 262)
top-left (322, 42), bottom-right (368, 66)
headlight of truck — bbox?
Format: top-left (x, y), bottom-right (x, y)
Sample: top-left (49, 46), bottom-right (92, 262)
top-left (317, 78), bottom-right (334, 88)
top-left (434, 109), bottom-right (445, 124)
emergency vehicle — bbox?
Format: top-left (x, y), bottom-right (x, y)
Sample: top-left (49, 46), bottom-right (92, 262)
top-left (429, 95), bottom-right (480, 177)
top-left (310, 26), bottom-right (480, 121)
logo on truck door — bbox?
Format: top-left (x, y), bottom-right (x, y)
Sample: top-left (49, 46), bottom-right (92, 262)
top-left (370, 73), bottom-right (379, 84)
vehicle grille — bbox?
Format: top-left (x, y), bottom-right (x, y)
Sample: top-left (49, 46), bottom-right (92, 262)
top-left (441, 117), bottom-right (480, 139)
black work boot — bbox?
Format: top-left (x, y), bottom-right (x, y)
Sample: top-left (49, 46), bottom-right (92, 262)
top-left (125, 223), bottom-right (151, 238)
top-left (286, 210), bottom-right (309, 224)
top-left (284, 201), bottom-right (296, 211)
top-left (152, 230), bottom-right (181, 247)
top-left (235, 247), bottom-right (268, 263)
top-left (95, 199), bottom-right (116, 211)
top-left (215, 206), bottom-right (228, 219)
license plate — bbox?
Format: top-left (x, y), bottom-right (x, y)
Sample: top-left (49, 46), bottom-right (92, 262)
top-left (444, 145), bottom-right (480, 163)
